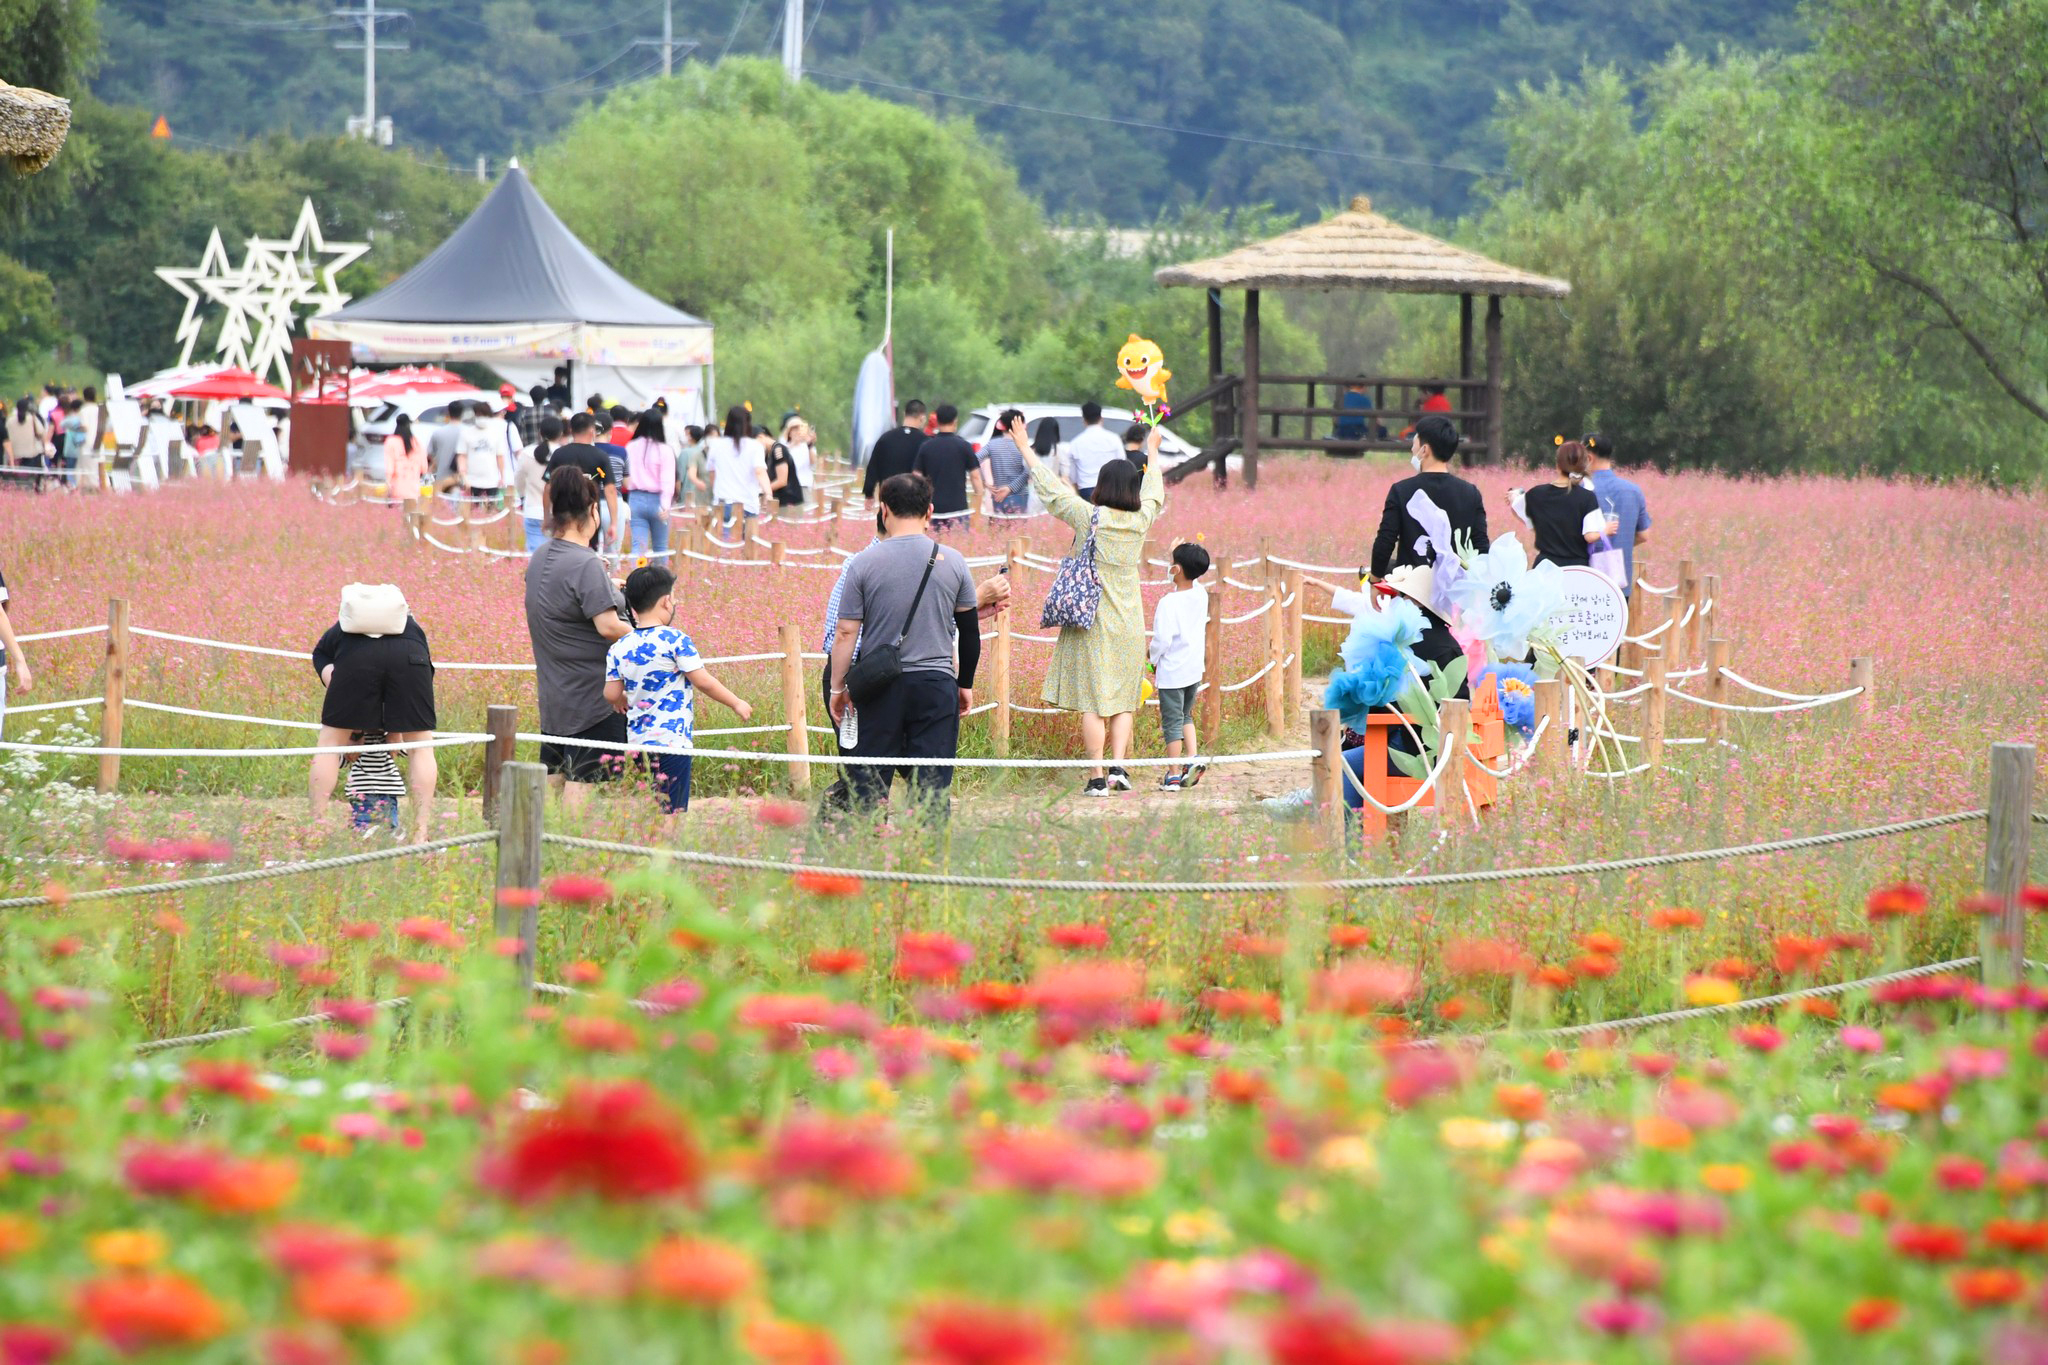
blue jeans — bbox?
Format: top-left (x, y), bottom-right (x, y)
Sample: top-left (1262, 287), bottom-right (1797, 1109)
top-left (994, 489), bottom-right (1030, 515)
top-left (523, 516), bottom-right (544, 552)
top-left (628, 490), bottom-right (670, 557)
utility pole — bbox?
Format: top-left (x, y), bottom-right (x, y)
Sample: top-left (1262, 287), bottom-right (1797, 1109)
top-left (335, 0), bottom-right (408, 144)
top-left (632, 0), bottom-right (697, 76)
top-left (781, 0), bottom-right (804, 81)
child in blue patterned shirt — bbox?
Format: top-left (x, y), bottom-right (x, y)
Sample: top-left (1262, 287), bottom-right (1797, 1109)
top-left (603, 566), bottom-right (753, 829)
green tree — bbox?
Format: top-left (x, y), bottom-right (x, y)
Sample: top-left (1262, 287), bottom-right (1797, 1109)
top-left (0, 253), bottom-right (62, 381)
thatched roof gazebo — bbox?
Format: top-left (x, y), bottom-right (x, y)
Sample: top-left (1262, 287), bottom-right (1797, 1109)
top-left (0, 82), bottom-right (71, 174)
top-left (1155, 195), bottom-right (1569, 486)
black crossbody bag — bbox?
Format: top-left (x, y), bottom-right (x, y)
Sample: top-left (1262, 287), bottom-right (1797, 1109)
top-left (841, 541), bottom-right (940, 708)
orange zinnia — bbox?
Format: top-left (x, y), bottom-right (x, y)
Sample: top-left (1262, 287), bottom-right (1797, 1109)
top-left (78, 1272), bottom-right (227, 1351)
top-left (1649, 906), bottom-right (1702, 930)
top-left (1952, 1266), bottom-right (2027, 1309)
top-left (295, 1268), bottom-right (416, 1331)
top-left (1843, 1298), bottom-right (1901, 1333)
top-left (201, 1157), bottom-right (300, 1215)
top-left (793, 870), bottom-right (863, 898)
top-left (641, 1237), bottom-right (758, 1306)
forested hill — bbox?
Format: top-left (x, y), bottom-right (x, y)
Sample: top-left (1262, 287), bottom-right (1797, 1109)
top-left (94, 0), bottom-right (1801, 219)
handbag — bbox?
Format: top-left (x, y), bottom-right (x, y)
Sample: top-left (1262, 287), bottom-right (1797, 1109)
top-left (841, 541), bottom-right (940, 708)
top-left (338, 583), bottom-right (411, 638)
top-left (1039, 511), bottom-right (1103, 630)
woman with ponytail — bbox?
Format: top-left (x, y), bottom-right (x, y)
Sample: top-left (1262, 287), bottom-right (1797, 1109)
top-left (384, 415), bottom-right (428, 537)
top-left (515, 414), bottom-right (563, 552)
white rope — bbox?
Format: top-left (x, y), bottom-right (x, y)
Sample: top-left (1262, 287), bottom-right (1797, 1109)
top-left (1597, 681), bottom-right (1654, 700)
top-left (516, 729), bottom-right (1317, 769)
top-left (125, 700), bottom-right (323, 730)
top-left (1464, 716), bottom-right (1549, 778)
top-left (1668, 687), bottom-right (1863, 715)
top-left (3, 694), bottom-right (101, 715)
top-left (130, 627), bottom-right (309, 661)
top-left (964, 702), bottom-right (997, 716)
top-left (1623, 617), bottom-right (1675, 644)
top-left (17, 624), bottom-right (108, 643)
top-left (1304, 613), bottom-right (1350, 625)
top-left (1720, 670), bottom-right (1860, 704)
top-left (1222, 599), bottom-right (1275, 625)
top-left (1637, 577), bottom-right (1677, 596)
top-left (694, 724), bottom-right (795, 736)
top-left (1219, 656), bottom-right (1294, 692)
top-left (0, 733), bottom-right (489, 758)
top-left (422, 532), bottom-right (472, 555)
top-left (1269, 555), bottom-right (1357, 574)
top-left (1222, 576), bottom-right (1265, 592)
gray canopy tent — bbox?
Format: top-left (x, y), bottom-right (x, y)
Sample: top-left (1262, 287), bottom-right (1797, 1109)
top-left (311, 163), bottom-right (713, 418)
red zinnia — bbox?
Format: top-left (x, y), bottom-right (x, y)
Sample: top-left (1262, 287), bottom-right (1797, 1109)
top-left (480, 1080), bottom-right (700, 1203)
top-left (1443, 937), bottom-right (1528, 977)
top-left (807, 948), bottom-right (867, 975)
top-left (1266, 1303), bottom-right (1460, 1365)
top-left (1045, 923), bottom-right (1109, 951)
top-left (543, 875), bottom-right (613, 906)
top-left (1843, 1298), bottom-right (1901, 1333)
top-left (1952, 1266), bottom-right (2027, 1309)
top-left (294, 1269), bottom-right (415, 1332)
top-left (1865, 883), bottom-right (1929, 921)
top-left (1649, 906), bottom-right (1703, 930)
top-left (394, 917), bottom-right (461, 950)
top-left (904, 1299), bottom-right (1060, 1365)
top-left (1889, 1223), bottom-right (1969, 1262)
top-left (895, 932), bottom-right (974, 984)
top-left (0, 1324), bottom-right (68, 1365)
top-left (794, 870), bottom-right (863, 898)
top-left (766, 1114), bottom-right (916, 1200)
top-left (736, 993), bottom-right (835, 1048)
top-left (755, 800), bottom-right (808, 828)
top-left (639, 1238), bottom-right (757, 1306)
top-left (1308, 960), bottom-right (1416, 1015)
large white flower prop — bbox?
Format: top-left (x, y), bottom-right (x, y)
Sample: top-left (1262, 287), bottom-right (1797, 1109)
top-left (1449, 533), bottom-right (1564, 661)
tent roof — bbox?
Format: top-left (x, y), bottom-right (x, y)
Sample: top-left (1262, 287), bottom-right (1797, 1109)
top-left (320, 165), bottom-right (709, 329)
top-left (1154, 195), bottom-right (1570, 299)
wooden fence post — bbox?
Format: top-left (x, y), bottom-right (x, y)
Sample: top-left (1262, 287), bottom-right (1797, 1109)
top-left (778, 624), bottom-right (811, 794)
top-left (481, 704), bottom-right (517, 821)
top-left (1849, 657), bottom-right (1874, 720)
top-left (825, 494), bottom-right (841, 549)
top-left (494, 761), bottom-right (545, 993)
top-left (1533, 678), bottom-right (1566, 774)
top-left (1980, 742), bottom-right (2037, 986)
top-left (97, 596), bottom-right (129, 795)
top-left (1706, 638), bottom-right (1731, 742)
top-left (1439, 697), bottom-right (1471, 827)
top-left (1673, 558), bottom-right (1696, 664)
top-left (1642, 656), bottom-right (1668, 768)
top-left (1310, 708), bottom-right (1345, 850)
top-left (1283, 567), bottom-right (1304, 725)
top-left (993, 542), bottom-right (1016, 757)
top-left (1200, 564), bottom-right (1225, 740)
top-left (1618, 570), bottom-right (1645, 674)
top-left (771, 539), bottom-right (787, 569)
top-left (1683, 573), bottom-right (1707, 668)
top-left (1263, 581), bottom-right (1286, 739)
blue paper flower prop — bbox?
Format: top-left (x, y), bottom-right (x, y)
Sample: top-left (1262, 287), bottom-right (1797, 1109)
top-left (1323, 598), bottom-right (1428, 731)
top-left (1449, 534), bottom-right (1564, 660)
top-left (1478, 662), bottom-right (1537, 735)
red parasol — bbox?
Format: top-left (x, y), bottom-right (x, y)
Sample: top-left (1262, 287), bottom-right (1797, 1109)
top-left (162, 367), bottom-right (291, 401)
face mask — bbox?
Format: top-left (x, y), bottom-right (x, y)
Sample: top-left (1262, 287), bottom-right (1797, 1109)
top-left (1410, 453), bottom-right (1423, 472)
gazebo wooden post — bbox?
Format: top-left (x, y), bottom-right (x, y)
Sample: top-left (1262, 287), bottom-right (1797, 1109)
top-left (1206, 286), bottom-right (1231, 463)
top-left (1242, 289), bottom-right (1261, 489)
top-left (1484, 295), bottom-right (1504, 462)
top-left (1459, 293), bottom-right (1474, 443)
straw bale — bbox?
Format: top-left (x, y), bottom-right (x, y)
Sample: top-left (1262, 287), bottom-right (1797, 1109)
top-left (0, 83), bottom-right (71, 174)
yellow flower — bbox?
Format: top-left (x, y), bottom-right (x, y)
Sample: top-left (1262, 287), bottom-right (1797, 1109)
top-left (1700, 1163), bottom-right (1752, 1193)
top-left (1112, 1215), bottom-right (1152, 1238)
top-left (89, 1228), bottom-right (167, 1269)
top-left (1574, 1047), bottom-right (1611, 1076)
top-left (1439, 1118), bottom-right (1514, 1152)
top-left (1312, 1135), bottom-right (1379, 1179)
top-left (1163, 1209), bottom-right (1231, 1248)
top-left (863, 1079), bottom-right (897, 1111)
top-left (1683, 975), bottom-right (1742, 1007)
top-left (1277, 1189), bottom-right (1326, 1223)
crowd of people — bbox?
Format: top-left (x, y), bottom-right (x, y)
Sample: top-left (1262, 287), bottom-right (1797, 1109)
top-left (2, 384), bottom-right (252, 490)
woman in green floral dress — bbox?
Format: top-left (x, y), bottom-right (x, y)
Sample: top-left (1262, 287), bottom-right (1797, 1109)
top-left (1010, 416), bottom-right (1166, 795)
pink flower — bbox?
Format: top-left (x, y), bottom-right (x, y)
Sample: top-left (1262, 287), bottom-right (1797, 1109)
top-left (1839, 1025), bottom-right (1885, 1054)
top-left (1580, 1297), bottom-right (1662, 1336)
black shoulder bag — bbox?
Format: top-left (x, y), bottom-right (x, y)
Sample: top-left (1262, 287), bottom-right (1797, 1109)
top-left (841, 541), bottom-right (941, 708)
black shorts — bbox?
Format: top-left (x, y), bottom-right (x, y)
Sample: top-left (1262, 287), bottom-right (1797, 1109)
top-left (540, 712), bottom-right (628, 783)
top-left (320, 635), bottom-right (437, 733)
top-left (466, 486), bottom-right (500, 502)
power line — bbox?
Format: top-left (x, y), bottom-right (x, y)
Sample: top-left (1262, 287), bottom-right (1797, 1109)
top-left (530, 42), bottom-right (647, 94)
top-left (805, 67), bottom-right (1490, 178)
top-left (718, 0), bottom-right (760, 62)
top-left (442, 1), bottom-right (662, 38)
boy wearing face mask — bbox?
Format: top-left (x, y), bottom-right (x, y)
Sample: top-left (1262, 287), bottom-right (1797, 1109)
top-left (1368, 414), bottom-right (1489, 580)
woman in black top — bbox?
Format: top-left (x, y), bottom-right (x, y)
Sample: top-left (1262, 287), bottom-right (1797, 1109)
top-left (764, 430), bottom-right (804, 509)
top-left (1517, 439), bottom-right (1604, 568)
top-left (309, 598), bottom-right (437, 841)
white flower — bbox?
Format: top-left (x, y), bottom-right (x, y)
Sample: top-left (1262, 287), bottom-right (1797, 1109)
top-left (1449, 533), bottom-right (1564, 660)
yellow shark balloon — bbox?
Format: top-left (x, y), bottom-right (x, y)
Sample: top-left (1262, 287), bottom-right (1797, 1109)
top-left (1115, 333), bottom-right (1172, 417)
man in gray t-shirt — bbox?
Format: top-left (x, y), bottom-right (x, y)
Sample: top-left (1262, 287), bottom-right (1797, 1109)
top-left (524, 535), bottom-right (630, 797)
top-left (428, 406), bottom-right (467, 489)
top-left (827, 472), bottom-right (983, 816)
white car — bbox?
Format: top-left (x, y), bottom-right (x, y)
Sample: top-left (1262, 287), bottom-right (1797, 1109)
top-left (959, 404), bottom-right (1209, 471)
top-left (350, 390), bottom-right (499, 480)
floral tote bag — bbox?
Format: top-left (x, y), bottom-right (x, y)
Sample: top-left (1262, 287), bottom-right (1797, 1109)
top-left (1040, 510), bottom-right (1103, 630)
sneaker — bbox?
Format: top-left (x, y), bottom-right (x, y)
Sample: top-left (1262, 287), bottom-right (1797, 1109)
top-left (1181, 760), bottom-right (1208, 789)
top-left (1107, 767), bottom-right (1132, 791)
top-left (1158, 771), bottom-right (1184, 790)
top-left (1083, 777), bottom-right (1110, 797)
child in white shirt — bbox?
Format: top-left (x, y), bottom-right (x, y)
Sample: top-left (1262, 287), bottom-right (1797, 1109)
top-left (1148, 540), bottom-right (1210, 789)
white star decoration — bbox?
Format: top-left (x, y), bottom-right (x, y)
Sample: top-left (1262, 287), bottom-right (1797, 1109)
top-left (153, 199), bottom-right (369, 388)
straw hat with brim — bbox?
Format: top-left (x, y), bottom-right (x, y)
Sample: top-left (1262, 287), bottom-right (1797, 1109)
top-left (1375, 565), bottom-right (1436, 608)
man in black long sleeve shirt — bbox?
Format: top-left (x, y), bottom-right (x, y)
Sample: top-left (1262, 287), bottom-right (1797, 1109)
top-left (862, 399), bottom-right (928, 506)
top-left (1370, 414), bottom-right (1489, 578)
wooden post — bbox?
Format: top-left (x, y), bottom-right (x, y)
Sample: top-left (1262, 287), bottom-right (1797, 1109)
top-left (1699, 573), bottom-right (1719, 665)
top-left (825, 494), bottom-right (841, 549)
top-left (1263, 581), bottom-right (1286, 740)
top-left (1705, 638), bottom-right (1731, 742)
top-left (770, 539), bottom-right (787, 569)
top-left (778, 624), bottom-right (811, 794)
top-left (1439, 697), bottom-right (1471, 824)
top-left (1849, 656), bottom-right (1874, 720)
top-left (1682, 574), bottom-right (1706, 668)
top-left (993, 541), bottom-right (1016, 756)
top-left (493, 761), bottom-right (545, 992)
top-left (1483, 295), bottom-right (1503, 462)
top-left (481, 704), bottom-right (517, 821)
top-left (1980, 742), bottom-right (2038, 986)
top-left (1283, 567), bottom-right (1304, 725)
top-left (1532, 678), bottom-right (1566, 774)
top-left (1200, 571), bottom-right (1225, 740)
top-left (1618, 573), bottom-right (1645, 674)
top-left (1642, 655), bottom-right (1668, 768)
top-left (1310, 708), bottom-right (1345, 850)
top-left (1242, 290), bottom-right (1261, 489)
top-left (1206, 287), bottom-right (1224, 393)
top-left (1672, 559), bottom-right (1696, 664)
top-left (97, 597), bottom-right (129, 794)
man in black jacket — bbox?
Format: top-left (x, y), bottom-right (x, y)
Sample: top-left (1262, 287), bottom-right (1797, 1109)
top-left (862, 399), bottom-right (928, 508)
top-left (1369, 413), bottom-right (1488, 579)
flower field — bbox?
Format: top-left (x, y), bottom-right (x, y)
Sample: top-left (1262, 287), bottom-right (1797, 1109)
top-left (0, 461), bottom-right (2044, 1360)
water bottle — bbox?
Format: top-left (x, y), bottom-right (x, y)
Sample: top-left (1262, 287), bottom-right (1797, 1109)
top-left (837, 703), bottom-right (858, 750)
